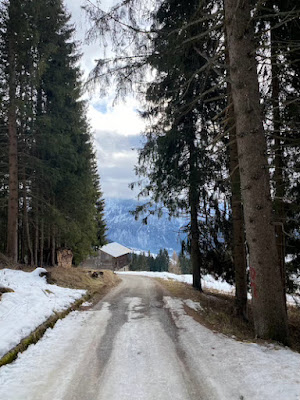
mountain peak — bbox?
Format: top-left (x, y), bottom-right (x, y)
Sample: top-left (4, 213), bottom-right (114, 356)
top-left (104, 198), bottom-right (187, 254)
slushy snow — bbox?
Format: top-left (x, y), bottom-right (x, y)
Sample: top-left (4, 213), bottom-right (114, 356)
top-left (0, 268), bottom-right (86, 358)
top-left (0, 295), bottom-right (299, 399)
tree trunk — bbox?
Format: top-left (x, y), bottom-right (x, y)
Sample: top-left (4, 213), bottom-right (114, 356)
top-left (20, 215), bottom-right (25, 263)
top-left (22, 172), bottom-right (33, 265)
top-left (7, 31), bottom-right (18, 262)
top-left (188, 138), bottom-right (202, 291)
top-left (40, 216), bottom-right (44, 267)
top-left (226, 98), bottom-right (248, 319)
top-left (224, 0), bottom-right (288, 343)
top-left (190, 198), bottom-right (202, 290)
top-left (51, 226), bottom-right (56, 266)
top-left (224, 25), bottom-right (248, 319)
top-left (271, 33), bottom-right (286, 301)
top-left (34, 212), bottom-right (39, 266)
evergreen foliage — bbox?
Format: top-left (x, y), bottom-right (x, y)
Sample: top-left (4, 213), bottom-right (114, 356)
top-left (131, 0), bottom-right (233, 290)
top-left (179, 254), bottom-right (192, 275)
top-left (0, 0), bottom-right (106, 265)
top-left (130, 249), bottom-right (170, 272)
top-left (95, 198), bottom-right (108, 248)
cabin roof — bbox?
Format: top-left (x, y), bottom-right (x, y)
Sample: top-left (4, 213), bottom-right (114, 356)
top-left (100, 242), bottom-right (132, 258)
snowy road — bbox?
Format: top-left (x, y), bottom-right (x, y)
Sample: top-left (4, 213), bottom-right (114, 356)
top-left (60, 275), bottom-right (208, 400)
top-left (0, 276), bottom-right (211, 400)
top-left (0, 275), bottom-right (299, 400)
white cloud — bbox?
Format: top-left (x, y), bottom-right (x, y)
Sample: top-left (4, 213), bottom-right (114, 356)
top-left (88, 99), bottom-right (145, 137)
top-left (98, 149), bottom-right (140, 199)
top-left (65, 0), bottom-right (146, 199)
top-left (92, 129), bottom-right (143, 199)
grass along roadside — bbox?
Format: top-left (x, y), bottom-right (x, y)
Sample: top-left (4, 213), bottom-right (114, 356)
top-left (0, 267), bottom-right (120, 367)
top-left (0, 287), bottom-right (14, 297)
top-left (17, 265), bottom-right (121, 306)
top-left (157, 278), bottom-right (300, 352)
top-left (46, 267), bottom-right (121, 306)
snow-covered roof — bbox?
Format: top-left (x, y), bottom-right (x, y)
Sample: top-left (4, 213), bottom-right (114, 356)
top-left (100, 242), bottom-right (132, 258)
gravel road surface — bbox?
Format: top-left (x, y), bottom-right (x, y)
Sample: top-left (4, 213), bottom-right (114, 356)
top-left (63, 275), bottom-right (211, 400)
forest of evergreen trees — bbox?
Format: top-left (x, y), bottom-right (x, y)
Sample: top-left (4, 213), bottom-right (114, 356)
top-left (84, 0), bottom-right (299, 344)
top-left (130, 249), bottom-right (170, 272)
top-left (0, 0), bottom-right (106, 266)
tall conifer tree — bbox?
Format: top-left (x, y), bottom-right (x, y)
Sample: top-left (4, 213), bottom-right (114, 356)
top-left (0, 0), bottom-right (106, 265)
top-left (224, 0), bottom-right (289, 343)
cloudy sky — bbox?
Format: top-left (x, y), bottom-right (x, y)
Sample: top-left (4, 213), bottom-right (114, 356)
top-left (64, 0), bottom-right (145, 199)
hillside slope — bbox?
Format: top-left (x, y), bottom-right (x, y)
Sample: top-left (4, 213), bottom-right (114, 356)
top-left (104, 198), bottom-right (187, 254)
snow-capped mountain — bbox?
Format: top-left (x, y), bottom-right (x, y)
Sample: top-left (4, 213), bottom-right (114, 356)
top-left (104, 198), bottom-right (188, 254)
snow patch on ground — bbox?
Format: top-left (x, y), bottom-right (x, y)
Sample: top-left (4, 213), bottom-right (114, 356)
top-left (117, 271), bottom-right (234, 294)
top-left (117, 271), bottom-right (299, 305)
top-left (164, 296), bottom-right (300, 400)
top-left (81, 301), bottom-right (93, 307)
top-left (0, 268), bottom-right (86, 358)
top-left (0, 309), bottom-right (111, 400)
top-left (183, 299), bottom-right (204, 312)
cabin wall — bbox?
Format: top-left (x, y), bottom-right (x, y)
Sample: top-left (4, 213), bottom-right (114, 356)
top-left (81, 250), bottom-right (131, 270)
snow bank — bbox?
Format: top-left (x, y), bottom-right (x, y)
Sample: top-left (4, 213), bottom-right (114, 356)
top-left (117, 271), bottom-right (300, 305)
top-left (117, 271), bottom-right (234, 294)
top-left (0, 268), bottom-right (86, 358)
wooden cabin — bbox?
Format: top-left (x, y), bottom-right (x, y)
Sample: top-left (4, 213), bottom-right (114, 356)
top-left (81, 242), bottom-right (132, 271)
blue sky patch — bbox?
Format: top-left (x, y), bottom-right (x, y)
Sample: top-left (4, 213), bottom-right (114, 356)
top-left (93, 103), bottom-right (108, 114)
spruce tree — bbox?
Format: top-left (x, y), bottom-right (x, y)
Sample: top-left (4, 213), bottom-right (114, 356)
top-left (133, 0), bottom-right (228, 290)
top-left (224, 0), bottom-right (289, 343)
top-left (3, 0), bottom-right (21, 261)
top-left (95, 197), bottom-right (107, 248)
top-left (0, 0), bottom-right (106, 265)
top-left (259, 0), bottom-right (300, 295)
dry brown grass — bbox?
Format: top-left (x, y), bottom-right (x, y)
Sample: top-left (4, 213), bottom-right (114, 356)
top-left (0, 287), bottom-right (14, 302)
top-left (0, 263), bottom-right (121, 305)
top-left (157, 278), bottom-right (300, 351)
top-left (0, 252), bottom-right (20, 270)
top-left (288, 306), bottom-right (300, 352)
top-left (46, 267), bottom-right (121, 305)
top-left (0, 287), bottom-right (14, 294)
